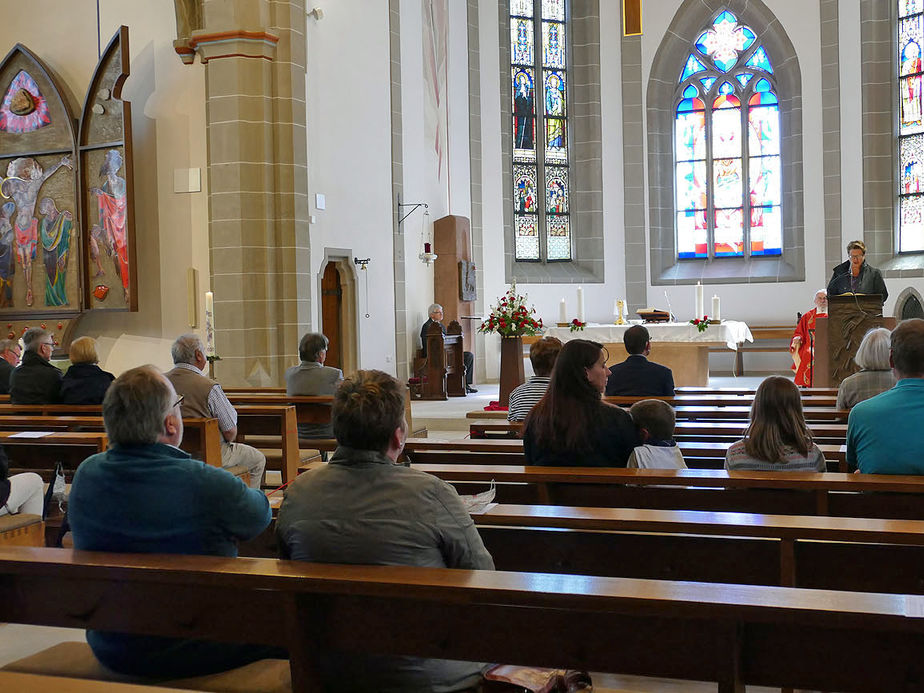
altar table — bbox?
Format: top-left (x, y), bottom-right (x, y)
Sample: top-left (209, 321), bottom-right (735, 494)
top-left (543, 321), bottom-right (753, 387)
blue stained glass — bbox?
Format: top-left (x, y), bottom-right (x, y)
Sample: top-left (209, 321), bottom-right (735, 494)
top-left (677, 210), bottom-right (708, 258)
top-left (745, 46), bottom-right (773, 73)
top-left (718, 81), bottom-right (735, 95)
top-left (750, 206), bottom-right (782, 256)
top-left (749, 155), bottom-right (781, 206)
top-left (678, 97), bottom-right (705, 112)
top-left (676, 161), bottom-right (708, 210)
top-left (755, 78), bottom-right (772, 92)
top-left (736, 73), bottom-right (753, 87)
top-left (512, 18), bottom-right (534, 65)
top-left (740, 26), bottom-right (756, 51)
top-left (695, 32), bottom-right (711, 56)
top-left (700, 77), bottom-right (717, 92)
top-left (713, 55), bottom-right (737, 73)
top-left (681, 55), bottom-right (708, 81)
top-left (545, 70), bottom-right (566, 116)
top-left (683, 85), bottom-right (698, 98)
top-left (675, 110), bottom-right (706, 161)
top-left (541, 0), bottom-right (564, 21)
top-left (749, 91), bottom-right (778, 106)
top-left (542, 21), bottom-right (565, 68)
top-left (748, 105), bottom-right (780, 156)
top-left (715, 10), bottom-right (738, 25)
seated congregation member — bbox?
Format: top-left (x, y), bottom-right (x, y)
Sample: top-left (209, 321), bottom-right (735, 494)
top-left (0, 338), bottom-right (21, 394)
top-left (0, 447), bottom-right (43, 518)
top-left (9, 327), bottom-right (61, 404)
top-left (627, 399), bottom-right (686, 469)
top-left (836, 327), bottom-right (895, 410)
top-left (68, 366), bottom-right (279, 678)
top-left (166, 334), bottom-right (266, 488)
top-left (420, 302), bottom-right (477, 393)
top-left (847, 318), bottom-right (924, 475)
top-left (507, 336), bottom-right (562, 422)
top-left (725, 376), bottom-right (826, 472)
top-left (277, 369), bottom-right (493, 693)
top-left (604, 325), bottom-right (674, 396)
top-left (790, 289), bottom-right (827, 387)
top-left (285, 331), bottom-right (343, 439)
top-left (524, 339), bottom-right (639, 467)
top-left (60, 336), bottom-right (115, 405)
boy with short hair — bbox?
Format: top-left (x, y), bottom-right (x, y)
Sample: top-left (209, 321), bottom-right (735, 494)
top-left (627, 399), bottom-right (687, 469)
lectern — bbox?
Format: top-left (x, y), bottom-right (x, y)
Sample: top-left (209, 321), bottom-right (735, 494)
top-left (814, 294), bottom-right (895, 387)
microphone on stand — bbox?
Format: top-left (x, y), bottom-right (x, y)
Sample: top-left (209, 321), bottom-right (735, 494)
top-left (663, 290), bottom-right (675, 323)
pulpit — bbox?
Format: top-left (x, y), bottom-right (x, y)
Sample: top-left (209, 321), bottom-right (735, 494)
top-left (814, 295), bottom-right (895, 387)
top-left (411, 320), bottom-right (466, 400)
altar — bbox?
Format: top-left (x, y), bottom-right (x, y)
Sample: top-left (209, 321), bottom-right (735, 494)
top-left (543, 321), bottom-right (753, 387)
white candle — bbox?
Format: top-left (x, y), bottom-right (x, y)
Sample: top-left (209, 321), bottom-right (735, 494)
top-left (559, 298), bottom-right (567, 323)
top-left (712, 295), bottom-right (721, 321)
top-left (204, 291), bottom-right (216, 357)
top-left (577, 286), bottom-right (584, 322)
top-left (695, 282), bottom-right (704, 320)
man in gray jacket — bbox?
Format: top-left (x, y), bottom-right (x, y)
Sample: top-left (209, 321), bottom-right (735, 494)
top-left (277, 369), bottom-right (494, 693)
top-left (284, 332), bottom-right (343, 439)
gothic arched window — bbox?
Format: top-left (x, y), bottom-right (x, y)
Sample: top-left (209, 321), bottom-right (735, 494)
top-left (510, 0), bottom-right (571, 262)
top-left (899, 0), bottom-right (924, 252)
top-left (674, 10), bottom-right (781, 260)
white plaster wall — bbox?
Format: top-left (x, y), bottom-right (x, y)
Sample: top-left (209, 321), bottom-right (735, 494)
top-left (839, 0), bottom-right (863, 253)
top-left (305, 0), bottom-right (397, 373)
top-left (0, 0), bottom-right (210, 374)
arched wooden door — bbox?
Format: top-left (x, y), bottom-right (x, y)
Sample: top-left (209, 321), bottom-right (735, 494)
top-left (320, 262), bottom-right (342, 368)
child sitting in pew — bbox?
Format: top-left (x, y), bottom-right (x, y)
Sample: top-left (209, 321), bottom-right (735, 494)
top-left (627, 399), bottom-right (687, 469)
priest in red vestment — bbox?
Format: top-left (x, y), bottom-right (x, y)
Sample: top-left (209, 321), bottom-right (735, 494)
top-left (790, 290), bottom-right (827, 387)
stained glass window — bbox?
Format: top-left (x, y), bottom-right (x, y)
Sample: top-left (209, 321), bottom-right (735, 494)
top-left (900, 1), bottom-right (924, 252)
top-left (511, 0), bottom-right (571, 261)
top-left (674, 11), bottom-right (782, 259)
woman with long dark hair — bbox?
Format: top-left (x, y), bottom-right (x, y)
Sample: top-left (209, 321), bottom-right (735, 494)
top-left (523, 339), bottom-right (638, 467)
top-left (725, 376), bottom-right (826, 472)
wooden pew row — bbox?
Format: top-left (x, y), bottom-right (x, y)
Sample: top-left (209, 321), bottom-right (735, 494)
top-left (473, 504), bottom-right (924, 594)
top-left (0, 431), bottom-right (109, 481)
top-left (468, 406), bottom-right (851, 421)
top-left (675, 386), bottom-right (838, 396)
top-left (409, 465), bottom-right (924, 520)
top-left (605, 394), bottom-right (838, 407)
top-left (402, 438), bottom-right (849, 472)
top-left (2, 547), bottom-right (924, 692)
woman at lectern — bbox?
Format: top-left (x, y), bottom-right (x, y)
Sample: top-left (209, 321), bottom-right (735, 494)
top-left (826, 240), bottom-right (888, 301)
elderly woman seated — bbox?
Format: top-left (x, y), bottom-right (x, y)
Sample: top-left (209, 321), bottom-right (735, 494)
top-left (836, 327), bottom-right (896, 410)
top-left (60, 336), bottom-right (115, 405)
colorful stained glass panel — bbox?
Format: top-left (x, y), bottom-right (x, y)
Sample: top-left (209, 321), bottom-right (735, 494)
top-left (714, 208), bottom-right (744, 257)
top-left (542, 21), bottom-right (565, 68)
top-left (700, 77), bottom-right (717, 92)
top-left (511, 18), bottom-right (534, 64)
top-left (546, 119), bottom-right (567, 160)
top-left (675, 161), bottom-right (707, 210)
top-left (901, 134), bottom-right (924, 194)
top-left (512, 68), bottom-right (536, 160)
top-left (901, 0), bottom-right (924, 18)
top-left (541, 0), bottom-right (564, 21)
top-left (713, 158), bottom-right (742, 208)
top-left (748, 105), bottom-right (780, 155)
top-left (683, 84), bottom-right (698, 98)
top-left (901, 195), bottom-right (924, 252)
top-left (736, 73), bottom-right (753, 87)
top-left (745, 46), bottom-right (773, 73)
top-left (901, 75), bottom-right (924, 135)
top-left (545, 166), bottom-right (569, 213)
top-left (901, 16), bottom-right (924, 77)
top-left (514, 164), bottom-right (539, 213)
top-left (515, 215), bottom-right (540, 260)
top-left (749, 155), bottom-right (781, 206)
top-left (511, 0), bottom-right (534, 17)
top-left (711, 107), bottom-right (741, 159)
top-left (677, 209), bottom-right (708, 259)
top-left (748, 91), bottom-right (778, 106)
top-left (547, 217), bottom-right (571, 260)
top-left (675, 110), bottom-right (706, 161)
top-left (680, 55), bottom-right (708, 81)
top-left (749, 206), bottom-right (782, 256)
top-left (677, 97), bottom-right (705, 112)
top-left (544, 70), bottom-right (566, 117)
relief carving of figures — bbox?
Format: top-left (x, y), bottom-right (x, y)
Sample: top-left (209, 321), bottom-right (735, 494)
top-left (89, 149), bottom-right (128, 304)
top-left (38, 196), bottom-right (72, 306)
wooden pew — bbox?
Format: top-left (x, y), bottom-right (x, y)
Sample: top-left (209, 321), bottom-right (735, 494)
top-left (2, 547), bottom-right (924, 692)
top-left (467, 405), bottom-right (851, 421)
top-left (234, 405), bottom-right (300, 483)
top-left (0, 431), bottom-right (108, 481)
top-left (408, 465), bottom-right (924, 519)
top-left (474, 503), bottom-right (924, 594)
top-left (675, 386), bottom-right (838, 396)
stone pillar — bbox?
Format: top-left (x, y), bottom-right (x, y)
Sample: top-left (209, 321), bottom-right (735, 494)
top-left (179, 0), bottom-right (310, 386)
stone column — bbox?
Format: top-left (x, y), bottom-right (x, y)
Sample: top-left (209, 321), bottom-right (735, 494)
top-left (179, 0), bottom-right (310, 385)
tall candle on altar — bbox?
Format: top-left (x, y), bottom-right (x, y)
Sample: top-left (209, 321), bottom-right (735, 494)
top-left (559, 298), bottom-right (567, 323)
top-left (204, 291), bottom-right (216, 357)
top-left (576, 286), bottom-right (584, 322)
top-left (695, 282), bottom-right (704, 319)
top-left (712, 295), bottom-right (721, 321)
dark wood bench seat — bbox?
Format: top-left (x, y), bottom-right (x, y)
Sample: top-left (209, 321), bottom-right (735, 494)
top-left (2, 546), bottom-right (924, 692)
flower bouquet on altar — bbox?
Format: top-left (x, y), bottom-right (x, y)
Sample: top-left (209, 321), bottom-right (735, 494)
top-left (478, 284), bottom-right (543, 337)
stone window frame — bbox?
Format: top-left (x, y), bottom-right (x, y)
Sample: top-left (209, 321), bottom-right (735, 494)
top-left (646, 0), bottom-right (805, 285)
top-left (499, 0), bottom-right (604, 284)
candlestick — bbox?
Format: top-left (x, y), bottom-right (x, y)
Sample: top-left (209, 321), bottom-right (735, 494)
top-left (712, 295), bottom-right (721, 322)
top-left (615, 299), bottom-right (626, 325)
top-left (559, 298), bottom-right (567, 324)
top-left (576, 286), bottom-right (584, 322)
top-left (204, 291), bottom-right (216, 357)
top-left (695, 282), bottom-right (704, 319)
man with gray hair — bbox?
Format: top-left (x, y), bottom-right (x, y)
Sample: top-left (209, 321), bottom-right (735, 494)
top-left (9, 326), bottom-right (61, 403)
top-left (420, 303), bottom-right (477, 393)
top-left (285, 331), bottom-right (343, 439)
top-left (68, 365), bottom-right (278, 678)
top-left (0, 337), bottom-right (21, 394)
top-left (165, 334), bottom-right (266, 488)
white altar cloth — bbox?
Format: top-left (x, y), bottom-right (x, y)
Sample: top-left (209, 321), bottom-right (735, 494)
top-left (543, 321), bottom-right (753, 351)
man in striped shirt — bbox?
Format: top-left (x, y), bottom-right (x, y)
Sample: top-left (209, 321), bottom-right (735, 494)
top-left (508, 336), bottom-right (562, 422)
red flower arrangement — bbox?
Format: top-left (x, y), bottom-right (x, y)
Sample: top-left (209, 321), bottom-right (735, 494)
top-left (478, 284), bottom-right (543, 337)
top-left (569, 318), bottom-right (585, 333)
top-left (690, 316), bottom-right (710, 333)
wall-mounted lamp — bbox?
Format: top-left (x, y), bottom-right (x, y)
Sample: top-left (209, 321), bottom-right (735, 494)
top-left (396, 193), bottom-right (428, 233)
top-left (418, 209), bottom-right (437, 265)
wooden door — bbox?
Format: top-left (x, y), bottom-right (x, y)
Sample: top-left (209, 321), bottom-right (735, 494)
top-left (320, 262), bottom-right (342, 368)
